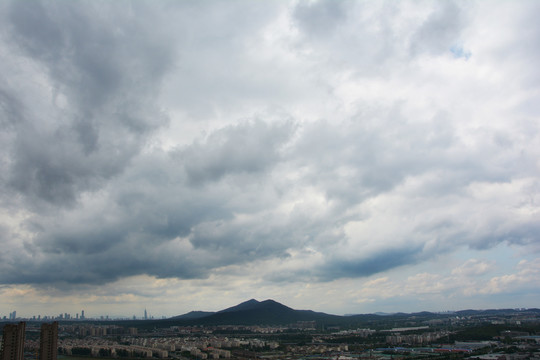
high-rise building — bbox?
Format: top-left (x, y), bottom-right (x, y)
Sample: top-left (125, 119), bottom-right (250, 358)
top-left (81, 310), bottom-right (85, 320)
top-left (0, 322), bottom-right (26, 360)
top-left (39, 322), bottom-right (58, 360)
top-left (144, 309), bottom-right (148, 320)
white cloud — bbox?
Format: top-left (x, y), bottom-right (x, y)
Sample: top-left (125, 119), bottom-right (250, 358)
top-left (452, 259), bottom-right (494, 277)
top-left (479, 258), bottom-right (540, 295)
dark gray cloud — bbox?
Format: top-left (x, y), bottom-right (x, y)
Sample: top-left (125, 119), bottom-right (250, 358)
top-left (0, 118), bottom-right (298, 284)
top-left (294, 0), bottom-right (348, 37)
top-left (6, 101), bottom-right (535, 287)
top-left (178, 120), bottom-right (295, 184)
top-left (292, 109), bottom-right (462, 207)
top-left (0, 0), bottom-right (539, 295)
top-left (291, 2), bottom-right (409, 74)
top-left (1, 1), bottom-right (172, 207)
top-left (410, 1), bottom-right (465, 55)
top-left (319, 245), bottom-right (424, 280)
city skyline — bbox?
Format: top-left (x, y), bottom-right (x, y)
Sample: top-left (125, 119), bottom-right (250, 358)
top-left (0, 309), bottom-right (156, 321)
top-left (1, 1), bottom-right (540, 317)
top-left (2, 302), bottom-right (540, 322)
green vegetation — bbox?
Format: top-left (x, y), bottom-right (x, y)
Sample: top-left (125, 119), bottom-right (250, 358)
top-left (70, 348), bottom-right (92, 356)
top-left (274, 332), bottom-right (313, 344)
top-left (116, 349), bottom-right (129, 357)
top-left (449, 323), bottom-right (540, 342)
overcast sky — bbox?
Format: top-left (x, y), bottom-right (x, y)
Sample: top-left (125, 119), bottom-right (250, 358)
top-left (1, 0), bottom-right (540, 319)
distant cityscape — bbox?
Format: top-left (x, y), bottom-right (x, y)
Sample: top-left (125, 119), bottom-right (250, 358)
top-left (2, 310), bottom-right (163, 322)
top-left (1, 300), bottom-right (540, 360)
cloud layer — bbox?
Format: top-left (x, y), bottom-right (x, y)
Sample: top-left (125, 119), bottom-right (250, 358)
top-left (1, 0), bottom-right (539, 316)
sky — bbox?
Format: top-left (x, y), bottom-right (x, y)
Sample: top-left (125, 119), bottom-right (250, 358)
top-left (1, 0), bottom-right (540, 319)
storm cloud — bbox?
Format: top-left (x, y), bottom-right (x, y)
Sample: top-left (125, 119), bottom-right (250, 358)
top-left (1, 0), bottom-right (539, 316)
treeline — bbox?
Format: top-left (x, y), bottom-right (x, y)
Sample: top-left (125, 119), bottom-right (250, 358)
top-left (449, 324), bottom-right (540, 341)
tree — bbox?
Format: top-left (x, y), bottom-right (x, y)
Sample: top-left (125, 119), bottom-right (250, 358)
top-left (99, 348), bottom-right (111, 357)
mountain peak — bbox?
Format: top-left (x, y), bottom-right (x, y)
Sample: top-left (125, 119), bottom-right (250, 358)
top-left (244, 298), bottom-right (260, 304)
top-left (218, 299), bottom-right (261, 313)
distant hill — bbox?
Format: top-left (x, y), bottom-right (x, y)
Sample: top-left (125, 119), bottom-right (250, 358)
top-left (455, 308), bottom-right (540, 316)
top-left (164, 300), bottom-right (540, 327)
top-left (169, 299), bottom-right (344, 326)
top-left (170, 299), bottom-right (283, 321)
top-left (42, 301), bottom-right (540, 330)
top-left (171, 311), bottom-right (215, 320)
top-left (217, 299), bottom-right (268, 313)
top-left (374, 312), bottom-right (395, 316)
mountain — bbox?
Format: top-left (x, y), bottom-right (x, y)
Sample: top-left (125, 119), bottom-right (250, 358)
top-left (217, 299), bottom-right (268, 313)
top-left (167, 300), bottom-right (540, 327)
top-left (171, 311), bottom-right (215, 320)
top-left (170, 299), bottom-right (282, 321)
top-left (170, 299), bottom-right (343, 326)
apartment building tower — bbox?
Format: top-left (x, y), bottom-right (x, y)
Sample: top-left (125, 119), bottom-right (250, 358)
top-left (0, 322), bottom-right (26, 360)
top-left (39, 322), bottom-right (58, 360)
